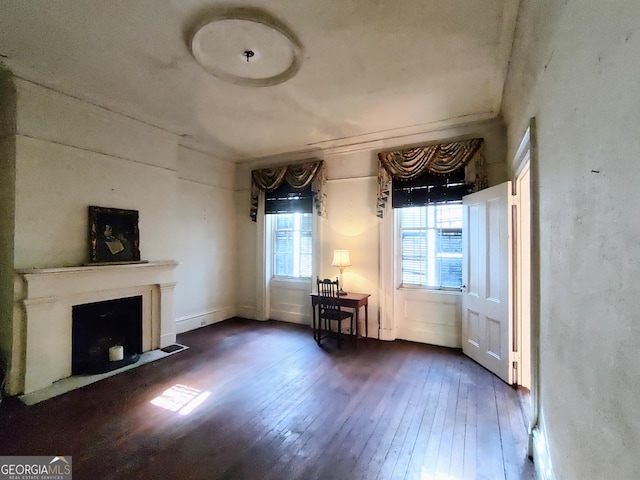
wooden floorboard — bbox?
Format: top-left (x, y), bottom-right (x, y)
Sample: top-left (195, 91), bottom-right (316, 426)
top-left (0, 318), bottom-right (534, 480)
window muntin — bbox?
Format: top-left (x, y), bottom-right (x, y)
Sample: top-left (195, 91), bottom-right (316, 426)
top-left (398, 204), bottom-right (463, 289)
top-left (273, 212), bottom-right (312, 278)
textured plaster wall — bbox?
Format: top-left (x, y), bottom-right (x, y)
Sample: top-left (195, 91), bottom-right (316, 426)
top-left (175, 146), bottom-right (237, 328)
top-left (320, 171), bottom-right (380, 331)
top-left (13, 79), bottom-right (178, 268)
top-left (502, 1), bottom-right (640, 477)
top-left (235, 168), bottom-right (259, 320)
top-left (0, 71), bottom-right (16, 379)
top-left (5, 79), bottom-right (237, 392)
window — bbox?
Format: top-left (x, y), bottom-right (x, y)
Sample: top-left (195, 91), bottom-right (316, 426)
top-left (266, 182), bottom-right (314, 279)
top-left (273, 212), bottom-right (312, 278)
top-left (398, 204), bottom-right (463, 289)
top-left (391, 166), bottom-right (468, 290)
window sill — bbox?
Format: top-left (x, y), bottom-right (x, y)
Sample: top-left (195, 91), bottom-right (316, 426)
top-left (398, 285), bottom-right (462, 296)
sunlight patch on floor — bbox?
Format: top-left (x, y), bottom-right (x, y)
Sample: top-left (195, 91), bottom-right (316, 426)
top-left (151, 384), bottom-right (210, 415)
top-left (421, 469), bottom-right (457, 480)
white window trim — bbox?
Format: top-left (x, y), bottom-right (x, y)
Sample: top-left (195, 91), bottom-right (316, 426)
top-left (257, 192), bottom-right (320, 321)
top-left (378, 202), bottom-right (396, 340)
top-left (380, 203), bottom-right (465, 340)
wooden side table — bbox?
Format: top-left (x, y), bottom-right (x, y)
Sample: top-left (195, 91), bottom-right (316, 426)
top-left (310, 292), bottom-right (371, 342)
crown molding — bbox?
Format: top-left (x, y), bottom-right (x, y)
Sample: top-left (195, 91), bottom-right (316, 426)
top-left (314, 112), bottom-right (500, 156)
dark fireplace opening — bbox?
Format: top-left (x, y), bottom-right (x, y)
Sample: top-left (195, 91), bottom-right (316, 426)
top-left (72, 296), bottom-right (143, 375)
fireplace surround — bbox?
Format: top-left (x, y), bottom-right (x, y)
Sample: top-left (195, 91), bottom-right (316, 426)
top-left (11, 261), bottom-right (178, 395)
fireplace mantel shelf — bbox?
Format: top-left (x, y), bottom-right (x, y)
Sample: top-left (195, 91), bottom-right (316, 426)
top-left (16, 260), bottom-right (180, 277)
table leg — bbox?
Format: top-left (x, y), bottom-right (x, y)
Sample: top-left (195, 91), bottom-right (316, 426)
top-left (354, 306), bottom-right (360, 345)
top-left (312, 302), bottom-right (318, 343)
top-left (364, 303), bottom-right (369, 340)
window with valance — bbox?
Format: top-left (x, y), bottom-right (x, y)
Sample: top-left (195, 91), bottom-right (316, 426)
top-left (378, 138), bottom-right (487, 289)
top-left (376, 138), bottom-right (487, 217)
top-left (250, 160), bottom-right (327, 222)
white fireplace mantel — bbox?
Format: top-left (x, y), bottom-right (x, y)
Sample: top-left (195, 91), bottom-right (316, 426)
top-left (11, 261), bottom-right (179, 395)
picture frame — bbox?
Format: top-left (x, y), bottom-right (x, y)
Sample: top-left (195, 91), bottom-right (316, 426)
top-left (89, 206), bottom-right (141, 264)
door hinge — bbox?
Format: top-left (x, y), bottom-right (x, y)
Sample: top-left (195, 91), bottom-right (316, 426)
top-left (512, 360), bottom-right (519, 385)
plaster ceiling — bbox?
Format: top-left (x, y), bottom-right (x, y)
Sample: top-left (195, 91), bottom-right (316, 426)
top-left (0, 0), bottom-right (520, 162)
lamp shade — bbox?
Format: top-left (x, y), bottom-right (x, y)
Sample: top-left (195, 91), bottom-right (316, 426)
top-left (331, 249), bottom-right (351, 268)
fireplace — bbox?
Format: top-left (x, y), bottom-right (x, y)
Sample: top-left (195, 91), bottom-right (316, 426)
top-left (72, 296), bottom-right (143, 375)
top-left (11, 261), bottom-right (179, 395)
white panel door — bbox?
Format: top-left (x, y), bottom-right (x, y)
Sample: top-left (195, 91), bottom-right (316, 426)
top-left (462, 182), bottom-right (514, 384)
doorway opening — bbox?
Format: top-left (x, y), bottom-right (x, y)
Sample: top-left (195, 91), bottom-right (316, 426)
top-left (513, 124), bottom-right (537, 454)
top-left (515, 159), bottom-right (532, 390)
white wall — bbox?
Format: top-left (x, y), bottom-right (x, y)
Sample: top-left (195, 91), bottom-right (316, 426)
top-left (235, 167), bottom-right (260, 320)
top-left (2, 77), bottom-right (237, 394)
top-left (502, 1), bottom-right (640, 478)
top-left (174, 145), bottom-right (237, 332)
top-left (0, 71), bottom-right (16, 381)
top-left (320, 172), bottom-right (379, 336)
top-left (13, 79), bottom-right (178, 268)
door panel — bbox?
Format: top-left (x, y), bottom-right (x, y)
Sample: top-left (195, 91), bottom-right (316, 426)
top-left (468, 203), bottom-right (481, 297)
top-left (467, 309), bottom-right (480, 347)
top-left (462, 182), bottom-right (513, 384)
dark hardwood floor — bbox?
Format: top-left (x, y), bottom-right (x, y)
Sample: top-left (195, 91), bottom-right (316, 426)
top-left (0, 318), bottom-right (534, 479)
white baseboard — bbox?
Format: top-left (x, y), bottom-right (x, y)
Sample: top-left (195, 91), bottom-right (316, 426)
top-left (378, 327), bottom-right (396, 341)
top-left (175, 306), bottom-right (235, 334)
top-left (532, 412), bottom-right (555, 480)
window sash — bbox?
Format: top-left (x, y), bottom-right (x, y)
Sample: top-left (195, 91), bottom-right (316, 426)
top-left (399, 205), bottom-right (463, 289)
top-left (273, 213), bottom-right (312, 278)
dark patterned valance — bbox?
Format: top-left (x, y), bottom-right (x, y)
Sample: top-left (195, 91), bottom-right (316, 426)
top-left (250, 160), bottom-right (327, 221)
top-left (376, 138), bottom-right (486, 217)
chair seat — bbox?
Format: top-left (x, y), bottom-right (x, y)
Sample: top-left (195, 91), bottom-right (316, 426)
top-left (319, 309), bottom-right (352, 321)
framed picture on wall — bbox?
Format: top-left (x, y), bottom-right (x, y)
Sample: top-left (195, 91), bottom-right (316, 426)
top-left (88, 206), bottom-right (141, 263)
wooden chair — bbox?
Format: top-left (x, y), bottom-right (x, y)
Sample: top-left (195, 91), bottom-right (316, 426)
top-left (315, 277), bottom-right (354, 348)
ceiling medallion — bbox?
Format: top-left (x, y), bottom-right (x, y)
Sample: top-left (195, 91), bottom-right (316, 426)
top-left (188, 8), bottom-right (303, 87)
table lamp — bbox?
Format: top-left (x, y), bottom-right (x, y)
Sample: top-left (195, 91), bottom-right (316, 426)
top-left (331, 249), bottom-right (351, 295)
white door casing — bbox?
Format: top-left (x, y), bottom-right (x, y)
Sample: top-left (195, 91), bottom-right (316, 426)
top-left (515, 163), bottom-right (532, 389)
top-left (462, 182), bottom-right (514, 384)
